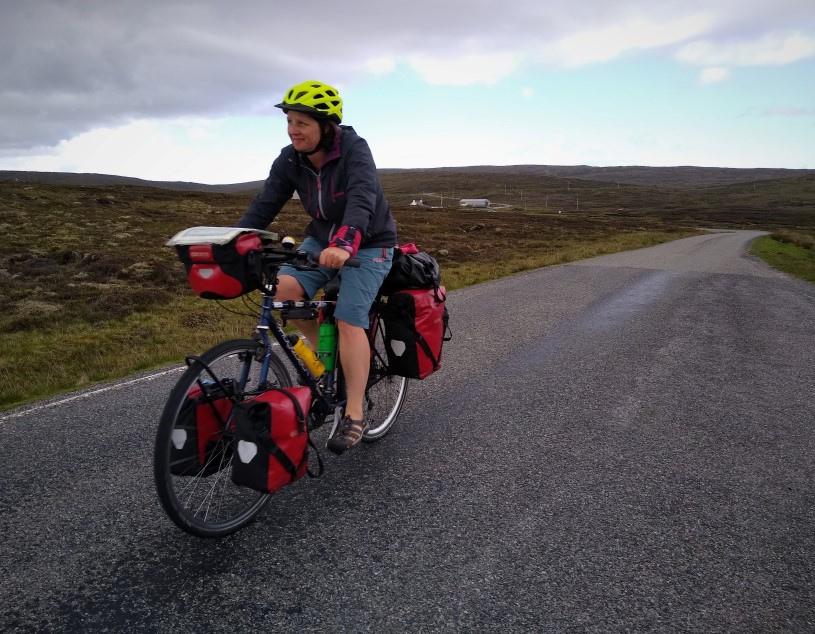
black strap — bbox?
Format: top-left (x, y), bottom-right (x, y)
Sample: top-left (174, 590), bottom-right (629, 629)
top-left (442, 307), bottom-right (452, 342)
top-left (267, 389), bottom-right (324, 479)
top-left (414, 331), bottom-right (440, 369)
top-left (307, 437), bottom-right (324, 478)
top-left (251, 389), bottom-right (309, 483)
top-left (260, 432), bottom-right (300, 482)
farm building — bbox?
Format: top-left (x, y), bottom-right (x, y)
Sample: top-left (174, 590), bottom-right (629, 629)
top-left (459, 198), bottom-right (491, 208)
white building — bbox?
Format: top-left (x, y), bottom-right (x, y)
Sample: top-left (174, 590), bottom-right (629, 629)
top-left (459, 198), bottom-right (491, 208)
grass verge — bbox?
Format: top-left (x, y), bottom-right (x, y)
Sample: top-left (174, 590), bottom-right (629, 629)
top-left (1, 229), bottom-right (694, 411)
top-left (750, 233), bottom-right (815, 282)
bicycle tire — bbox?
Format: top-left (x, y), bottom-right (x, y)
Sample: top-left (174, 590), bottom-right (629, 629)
top-left (362, 319), bottom-right (408, 442)
top-left (154, 338), bottom-right (292, 537)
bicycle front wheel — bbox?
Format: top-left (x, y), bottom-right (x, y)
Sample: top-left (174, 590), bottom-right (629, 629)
top-left (154, 338), bottom-right (292, 538)
top-left (362, 319), bottom-right (408, 442)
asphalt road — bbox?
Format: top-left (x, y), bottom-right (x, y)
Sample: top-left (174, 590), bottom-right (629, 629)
top-left (2, 230), bottom-right (813, 633)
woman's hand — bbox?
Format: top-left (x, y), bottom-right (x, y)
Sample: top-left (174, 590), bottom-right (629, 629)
top-left (319, 246), bottom-right (351, 269)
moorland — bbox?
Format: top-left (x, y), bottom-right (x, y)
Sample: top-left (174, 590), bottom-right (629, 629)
top-left (1, 165), bottom-right (813, 409)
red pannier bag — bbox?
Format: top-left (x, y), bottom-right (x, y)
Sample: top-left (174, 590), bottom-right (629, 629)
top-left (231, 388), bottom-right (313, 494)
top-left (381, 286), bottom-right (450, 379)
top-left (170, 380), bottom-right (235, 477)
top-left (175, 232), bottom-right (263, 299)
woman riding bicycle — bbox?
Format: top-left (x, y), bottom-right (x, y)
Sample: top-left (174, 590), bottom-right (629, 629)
top-left (235, 79), bottom-right (397, 454)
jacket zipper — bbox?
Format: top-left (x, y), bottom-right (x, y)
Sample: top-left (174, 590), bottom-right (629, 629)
top-left (316, 174), bottom-right (324, 219)
top-left (300, 162), bottom-right (324, 219)
top-left (296, 150), bottom-right (339, 221)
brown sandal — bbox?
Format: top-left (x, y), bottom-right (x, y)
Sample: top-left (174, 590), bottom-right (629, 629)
top-left (327, 416), bottom-right (369, 454)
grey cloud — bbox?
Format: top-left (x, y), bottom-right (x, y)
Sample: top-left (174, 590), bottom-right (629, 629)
top-left (2, 0), bottom-right (813, 151)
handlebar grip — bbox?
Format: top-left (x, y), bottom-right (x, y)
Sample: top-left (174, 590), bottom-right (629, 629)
top-left (344, 258), bottom-right (361, 268)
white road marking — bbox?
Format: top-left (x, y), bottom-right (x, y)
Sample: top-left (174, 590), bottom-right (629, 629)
top-left (0, 366), bottom-right (185, 421)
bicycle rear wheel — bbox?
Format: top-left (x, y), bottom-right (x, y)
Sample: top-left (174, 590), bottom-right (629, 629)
top-left (154, 338), bottom-right (292, 537)
top-left (362, 317), bottom-right (408, 442)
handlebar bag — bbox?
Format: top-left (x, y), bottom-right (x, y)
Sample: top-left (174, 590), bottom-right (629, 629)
top-left (380, 286), bottom-right (451, 379)
top-left (170, 380), bottom-right (235, 477)
top-left (175, 232), bottom-right (263, 299)
top-left (231, 387), bottom-right (313, 494)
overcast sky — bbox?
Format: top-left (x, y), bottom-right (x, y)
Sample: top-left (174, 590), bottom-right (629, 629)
top-left (2, 0), bottom-right (814, 183)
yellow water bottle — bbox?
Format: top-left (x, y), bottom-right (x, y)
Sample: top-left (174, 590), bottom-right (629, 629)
top-left (287, 334), bottom-right (325, 377)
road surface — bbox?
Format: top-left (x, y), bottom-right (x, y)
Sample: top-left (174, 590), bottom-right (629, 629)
top-left (1, 230), bottom-right (813, 632)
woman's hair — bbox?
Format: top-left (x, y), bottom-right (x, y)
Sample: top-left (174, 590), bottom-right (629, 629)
top-left (319, 120), bottom-right (338, 152)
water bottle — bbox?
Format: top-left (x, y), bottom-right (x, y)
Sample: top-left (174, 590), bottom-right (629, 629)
top-left (318, 322), bottom-right (337, 371)
top-left (287, 334), bottom-right (325, 377)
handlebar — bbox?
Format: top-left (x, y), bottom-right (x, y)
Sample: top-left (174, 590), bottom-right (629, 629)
top-left (259, 246), bottom-right (360, 270)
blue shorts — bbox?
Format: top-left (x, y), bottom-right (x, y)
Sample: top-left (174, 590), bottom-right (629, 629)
top-left (279, 236), bottom-right (394, 328)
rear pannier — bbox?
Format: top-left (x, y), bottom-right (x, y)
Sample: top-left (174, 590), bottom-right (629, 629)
top-left (380, 287), bottom-right (451, 379)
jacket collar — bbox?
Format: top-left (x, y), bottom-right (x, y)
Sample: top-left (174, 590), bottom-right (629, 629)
top-left (322, 126), bottom-right (345, 165)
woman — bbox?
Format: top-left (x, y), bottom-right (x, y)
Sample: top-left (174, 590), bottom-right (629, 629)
top-left (236, 79), bottom-right (397, 454)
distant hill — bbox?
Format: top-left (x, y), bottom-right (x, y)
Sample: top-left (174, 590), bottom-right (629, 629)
top-left (0, 170), bottom-right (264, 194)
top-left (2, 165), bottom-right (814, 192)
top-left (380, 165), bottom-right (815, 188)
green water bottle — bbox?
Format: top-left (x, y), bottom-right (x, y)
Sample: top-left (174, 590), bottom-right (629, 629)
top-left (318, 322), bottom-right (337, 371)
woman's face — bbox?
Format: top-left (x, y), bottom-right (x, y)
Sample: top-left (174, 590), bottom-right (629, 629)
top-left (287, 110), bottom-right (321, 153)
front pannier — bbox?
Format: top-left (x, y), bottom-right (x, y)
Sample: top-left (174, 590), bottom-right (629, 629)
top-left (170, 380), bottom-right (235, 477)
top-left (381, 287), bottom-right (450, 379)
top-left (230, 388), bottom-right (313, 494)
top-left (175, 232), bottom-right (263, 299)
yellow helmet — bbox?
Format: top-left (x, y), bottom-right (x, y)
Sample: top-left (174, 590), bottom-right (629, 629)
top-left (276, 80), bottom-right (343, 123)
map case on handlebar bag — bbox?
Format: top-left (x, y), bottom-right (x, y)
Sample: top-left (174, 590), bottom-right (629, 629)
top-left (230, 387), bottom-right (318, 494)
top-left (381, 286), bottom-right (451, 380)
top-left (167, 226), bottom-right (277, 300)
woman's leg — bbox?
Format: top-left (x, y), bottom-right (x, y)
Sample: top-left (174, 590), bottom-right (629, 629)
top-left (327, 245), bottom-right (393, 453)
top-left (337, 319), bottom-right (370, 420)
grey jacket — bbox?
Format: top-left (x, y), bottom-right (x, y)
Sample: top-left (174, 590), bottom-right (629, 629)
top-left (237, 126), bottom-right (397, 254)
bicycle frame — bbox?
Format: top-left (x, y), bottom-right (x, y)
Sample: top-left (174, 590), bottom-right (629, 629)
top-left (254, 291), bottom-right (344, 420)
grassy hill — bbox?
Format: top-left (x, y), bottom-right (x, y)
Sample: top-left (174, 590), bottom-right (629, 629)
top-left (0, 170), bottom-right (262, 194)
top-left (381, 164), bottom-right (815, 189)
top-left (5, 164), bottom-right (813, 194)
